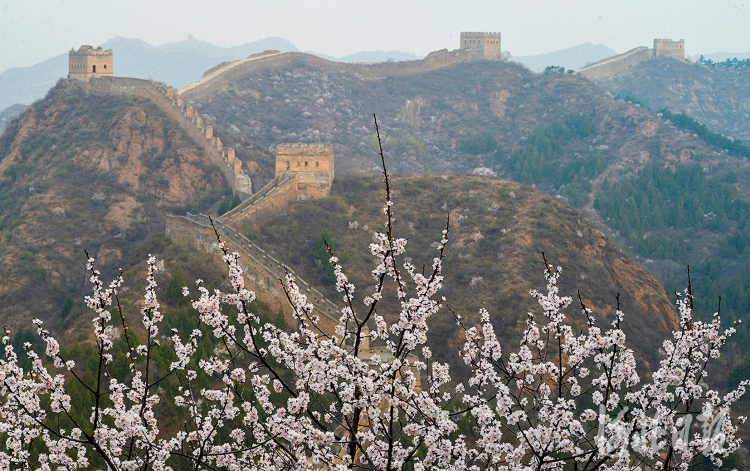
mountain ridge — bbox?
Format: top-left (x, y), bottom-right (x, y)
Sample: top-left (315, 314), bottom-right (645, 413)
top-left (0, 76), bottom-right (679, 373)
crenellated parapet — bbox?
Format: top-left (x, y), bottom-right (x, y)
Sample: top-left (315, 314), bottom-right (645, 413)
top-left (152, 82), bottom-right (253, 196)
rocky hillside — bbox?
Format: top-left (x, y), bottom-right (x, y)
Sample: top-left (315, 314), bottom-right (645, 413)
top-left (0, 79), bottom-right (235, 330)
top-left (591, 56), bottom-right (750, 143)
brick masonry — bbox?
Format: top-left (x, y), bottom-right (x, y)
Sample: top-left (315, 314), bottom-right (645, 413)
top-left (68, 45), bottom-right (113, 81)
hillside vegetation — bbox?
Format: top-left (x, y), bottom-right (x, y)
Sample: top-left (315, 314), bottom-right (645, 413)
top-left (181, 54), bottom-right (750, 335)
top-left (0, 80), bottom-right (229, 329)
top-left (240, 174), bottom-right (678, 377)
top-left (595, 57), bottom-right (750, 143)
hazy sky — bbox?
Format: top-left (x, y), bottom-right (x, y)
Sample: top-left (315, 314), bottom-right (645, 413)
top-left (1, 0), bottom-right (749, 73)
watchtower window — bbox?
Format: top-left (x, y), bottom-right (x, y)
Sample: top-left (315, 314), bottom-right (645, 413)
top-left (316, 161), bottom-right (319, 167)
top-left (304, 161), bottom-right (308, 167)
top-left (92, 65), bottom-right (96, 73)
top-left (286, 161), bottom-right (290, 170)
top-left (104, 64), bottom-right (107, 69)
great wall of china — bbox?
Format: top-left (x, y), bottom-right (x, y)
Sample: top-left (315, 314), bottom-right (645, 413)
top-left (82, 77), bottom-right (252, 196)
top-left (74, 74), bottom-right (343, 326)
top-left (68, 32), bottom-right (688, 332)
top-left (165, 212), bottom-right (341, 331)
top-left (164, 140), bottom-right (341, 328)
top-left (578, 38), bottom-right (686, 80)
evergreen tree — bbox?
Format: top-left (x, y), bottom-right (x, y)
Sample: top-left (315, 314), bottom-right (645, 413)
top-left (167, 268), bottom-right (188, 305)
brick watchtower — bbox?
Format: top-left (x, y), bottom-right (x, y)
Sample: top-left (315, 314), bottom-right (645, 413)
top-left (275, 143), bottom-right (335, 199)
top-left (460, 32), bottom-right (502, 60)
top-left (68, 45), bottom-right (113, 81)
top-left (653, 39), bottom-right (685, 60)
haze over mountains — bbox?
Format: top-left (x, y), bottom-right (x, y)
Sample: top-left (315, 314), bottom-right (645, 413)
top-left (5, 34), bottom-right (736, 118)
top-left (0, 36), bottom-right (424, 114)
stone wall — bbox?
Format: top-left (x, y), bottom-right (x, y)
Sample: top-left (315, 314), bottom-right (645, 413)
top-left (578, 39), bottom-right (686, 80)
top-left (653, 39), bottom-right (685, 60)
top-left (68, 45), bottom-right (113, 81)
top-left (157, 83), bottom-right (253, 196)
top-left (577, 47), bottom-right (652, 80)
top-left (219, 171), bottom-right (298, 225)
top-left (219, 142), bottom-right (335, 226)
top-left (179, 49), bottom-right (487, 100)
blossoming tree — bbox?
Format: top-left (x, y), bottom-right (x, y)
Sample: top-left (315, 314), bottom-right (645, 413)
top-left (1, 118), bottom-right (748, 470)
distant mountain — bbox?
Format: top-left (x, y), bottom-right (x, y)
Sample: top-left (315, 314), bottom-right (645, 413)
top-left (0, 104), bottom-right (28, 133)
top-left (514, 42), bottom-right (618, 72)
top-left (0, 54), bottom-right (68, 111)
top-left (0, 35), bottom-right (299, 111)
top-left (695, 51), bottom-right (750, 62)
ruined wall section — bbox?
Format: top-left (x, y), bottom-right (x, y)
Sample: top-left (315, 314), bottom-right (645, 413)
top-left (653, 39), bottom-right (685, 59)
top-left (68, 45), bottom-right (113, 81)
top-left (165, 214), bottom-right (339, 332)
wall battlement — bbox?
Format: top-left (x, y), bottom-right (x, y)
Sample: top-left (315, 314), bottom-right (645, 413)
top-left (276, 143), bottom-right (334, 153)
top-left (152, 82), bottom-right (253, 195)
top-left (460, 32), bottom-right (501, 39)
top-left (68, 45), bottom-right (113, 81)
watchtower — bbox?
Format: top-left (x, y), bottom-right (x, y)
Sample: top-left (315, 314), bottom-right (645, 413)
top-left (68, 45), bottom-right (113, 81)
top-left (275, 143), bottom-right (335, 199)
top-left (653, 39), bottom-right (685, 60)
top-left (460, 32), bottom-right (502, 60)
